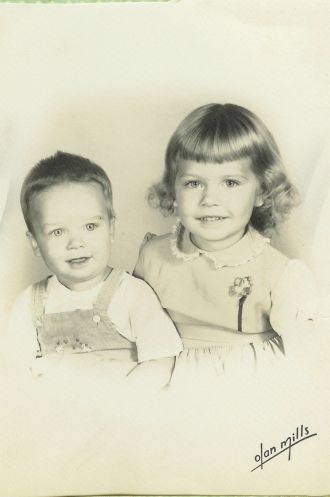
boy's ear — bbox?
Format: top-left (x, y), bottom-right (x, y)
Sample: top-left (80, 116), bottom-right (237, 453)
top-left (26, 231), bottom-right (41, 257)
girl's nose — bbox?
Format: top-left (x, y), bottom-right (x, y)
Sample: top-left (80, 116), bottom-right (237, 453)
top-left (201, 186), bottom-right (220, 206)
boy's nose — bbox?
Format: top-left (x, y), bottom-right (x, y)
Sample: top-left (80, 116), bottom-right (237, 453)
top-left (66, 233), bottom-right (85, 250)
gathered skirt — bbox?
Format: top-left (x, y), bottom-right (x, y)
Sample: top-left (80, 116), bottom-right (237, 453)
top-left (170, 332), bottom-right (286, 389)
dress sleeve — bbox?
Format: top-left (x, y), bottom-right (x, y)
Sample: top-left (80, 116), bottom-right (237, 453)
top-left (3, 287), bottom-right (39, 372)
top-left (133, 232), bottom-right (156, 281)
top-left (108, 275), bottom-right (183, 363)
top-left (269, 259), bottom-right (317, 336)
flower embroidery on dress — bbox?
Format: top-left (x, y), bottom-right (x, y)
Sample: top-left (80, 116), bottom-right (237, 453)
top-left (229, 276), bottom-right (253, 298)
top-left (229, 277), bottom-right (253, 332)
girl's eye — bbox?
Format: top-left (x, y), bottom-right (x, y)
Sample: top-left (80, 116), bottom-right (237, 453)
top-left (51, 229), bottom-right (63, 237)
top-left (224, 179), bottom-right (240, 188)
top-left (86, 223), bottom-right (96, 231)
top-left (185, 180), bottom-right (202, 189)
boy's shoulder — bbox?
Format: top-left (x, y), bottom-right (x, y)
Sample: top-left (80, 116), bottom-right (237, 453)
top-left (8, 283), bottom-right (36, 327)
top-left (13, 276), bottom-right (49, 303)
top-left (12, 284), bottom-right (33, 306)
top-left (114, 270), bottom-right (168, 306)
top-left (10, 275), bottom-right (51, 310)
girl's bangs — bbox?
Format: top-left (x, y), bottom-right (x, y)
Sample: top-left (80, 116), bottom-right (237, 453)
top-left (177, 126), bottom-right (260, 164)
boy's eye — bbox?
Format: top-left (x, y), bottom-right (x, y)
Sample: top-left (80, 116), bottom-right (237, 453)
top-left (184, 180), bottom-right (202, 189)
top-left (86, 223), bottom-right (97, 231)
top-left (224, 179), bottom-right (240, 188)
top-left (51, 229), bottom-right (63, 237)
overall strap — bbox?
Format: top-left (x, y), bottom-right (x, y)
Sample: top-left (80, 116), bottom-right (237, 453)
top-left (31, 277), bottom-right (49, 327)
top-left (31, 277), bottom-right (49, 358)
top-left (94, 267), bottom-right (126, 312)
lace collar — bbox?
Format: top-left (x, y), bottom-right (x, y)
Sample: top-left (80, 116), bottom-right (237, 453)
top-left (170, 220), bottom-right (270, 269)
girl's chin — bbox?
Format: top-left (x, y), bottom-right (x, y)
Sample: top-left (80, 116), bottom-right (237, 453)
top-left (191, 232), bottom-right (245, 251)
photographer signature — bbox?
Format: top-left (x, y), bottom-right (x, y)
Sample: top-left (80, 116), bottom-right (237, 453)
top-left (251, 424), bottom-right (317, 471)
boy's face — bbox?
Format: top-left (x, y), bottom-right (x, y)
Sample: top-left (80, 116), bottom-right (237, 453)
top-left (28, 182), bottom-right (114, 291)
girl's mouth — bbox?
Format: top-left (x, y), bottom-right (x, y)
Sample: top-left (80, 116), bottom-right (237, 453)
top-left (198, 216), bottom-right (227, 222)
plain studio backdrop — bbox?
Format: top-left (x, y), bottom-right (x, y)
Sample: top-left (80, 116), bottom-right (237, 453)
top-left (1, 0), bottom-right (330, 316)
top-left (0, 1), bottom-right (330, 496)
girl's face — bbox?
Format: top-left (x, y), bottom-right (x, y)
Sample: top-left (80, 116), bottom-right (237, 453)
top-left (27, 182), bottom-right (114, 291)
top-left (174, 158), bottom-right (262, 252)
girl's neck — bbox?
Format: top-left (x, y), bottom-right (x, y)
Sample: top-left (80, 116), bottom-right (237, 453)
top-left (190, 227), bottom-right (248, 252)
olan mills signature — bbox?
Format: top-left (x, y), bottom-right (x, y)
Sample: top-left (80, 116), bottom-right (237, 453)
top-left (251, 424), bottom-right (317, 472)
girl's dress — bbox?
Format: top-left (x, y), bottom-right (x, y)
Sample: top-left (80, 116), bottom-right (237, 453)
top-left (134, 222), bottom-right (317, 386)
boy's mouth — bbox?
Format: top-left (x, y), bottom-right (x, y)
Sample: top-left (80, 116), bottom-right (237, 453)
top-left (66, 257), bottom-right (91, 265)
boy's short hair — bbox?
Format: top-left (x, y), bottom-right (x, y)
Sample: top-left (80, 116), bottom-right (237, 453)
top-left (21, 151), bottom-right (115, 233)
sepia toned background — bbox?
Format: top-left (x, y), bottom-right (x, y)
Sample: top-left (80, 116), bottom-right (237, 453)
top-left (1, 0), bottom-right (330, 317)
top-left (0, 2), bottom-right (330, 497)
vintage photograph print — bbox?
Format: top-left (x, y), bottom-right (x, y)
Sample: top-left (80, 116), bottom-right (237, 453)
top-left (0, 1), bottom-right (330, 496)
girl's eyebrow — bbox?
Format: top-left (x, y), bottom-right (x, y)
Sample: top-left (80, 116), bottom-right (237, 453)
top-left (179, 173), bottom-right (248, 180)
top-left (178, 173), bottom-right (207, 179)
top-left (221, 174), bottom-right (248, 179)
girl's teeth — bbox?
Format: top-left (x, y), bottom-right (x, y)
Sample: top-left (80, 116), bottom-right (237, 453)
top-left (201, 216), bottom-right (222, 221)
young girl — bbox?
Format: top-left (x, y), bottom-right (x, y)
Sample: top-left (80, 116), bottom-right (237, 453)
top-left (134, 103), bottom-right (317, 384)
top-left (5, 151), bottom-right (182, 388)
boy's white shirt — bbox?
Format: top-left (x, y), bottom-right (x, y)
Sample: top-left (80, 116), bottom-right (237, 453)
top-left (6, 272), bottom-right (183, 368)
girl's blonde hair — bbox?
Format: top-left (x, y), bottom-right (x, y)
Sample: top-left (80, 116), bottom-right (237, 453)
top-left (149, 103), bottom-right (298, 235)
